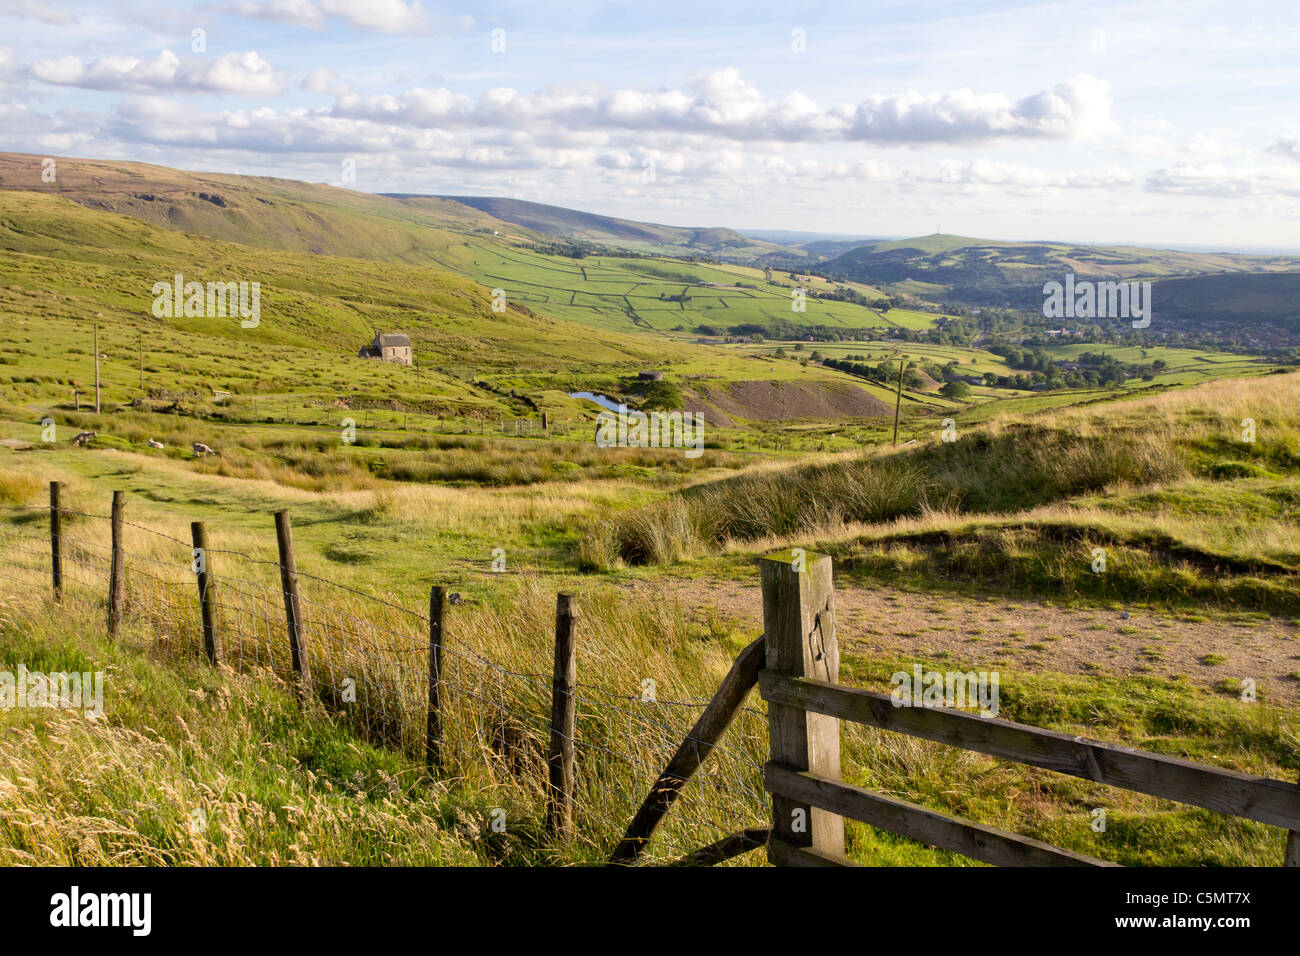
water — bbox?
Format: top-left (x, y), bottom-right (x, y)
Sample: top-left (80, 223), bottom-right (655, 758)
top-left (568, 391), bottom-right (622, 413)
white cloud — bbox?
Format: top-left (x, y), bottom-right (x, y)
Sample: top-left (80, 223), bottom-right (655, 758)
top-left (301, 67), bottom-right (349, 95)
top-left (330, 69), bottom-right (1116, 146)
top-left (0, 44), bottom-right (17, 85)
top-left (30, 49), bottom-right (284, 95)
top-left (230, 0), bottom-right (427, 34)
top-left (81, 90), bottom-right (1144, 203)
top-left (1145, 161), bottom-right (1300, 198)
top-left (842, 74), bottom-right (1114, 144)
top-left (936, 159), bottom-right (1135, 189)
top-left (0, 0), bottom-right (73, 25)
top-left (1268, 134), bottom-right (1300, 162)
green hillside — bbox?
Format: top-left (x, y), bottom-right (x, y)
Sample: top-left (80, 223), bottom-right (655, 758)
top-left (0, 152), bottom-right (1279, 435)
top-left (819, 232), bottom-right (1300, 321)
top-left (0, 153), bottom-right (908, 338)
top-left (0, 152), bottom-right (540, 266)
top-left (433, 195), bottom-right (789, 259)
top-left (428, 237), bottom-right (917, 335)
top-left (0, 189), bottom-right (690, 411)
top-left (0, 187), bottom-right (938, 450)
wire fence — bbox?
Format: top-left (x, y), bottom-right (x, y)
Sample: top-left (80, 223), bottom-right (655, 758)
top-left (0, 498), bottom-right (771, 865)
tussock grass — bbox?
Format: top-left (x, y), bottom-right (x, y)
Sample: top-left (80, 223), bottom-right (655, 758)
top-left (3, 373), bottom-right (1298, 866)
top-left (0, 596), bottom-right (490, 866)
top-left (585, 374), bottom-right (1300, 615)
top-left (589, 423), bottom-right (1184, 567)
top-left (0, 467), bottom-right (41, 505)
top-left (3, 578), bottom-right (1294, 867)
top-left (20, 404), bottom-right (740, 493)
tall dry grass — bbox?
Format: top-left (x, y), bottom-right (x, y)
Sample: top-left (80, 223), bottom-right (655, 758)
top-left (583, 372), bottom-right (1300, 569)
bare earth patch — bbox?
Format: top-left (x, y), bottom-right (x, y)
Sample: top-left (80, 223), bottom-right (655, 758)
top-left (637, 576), bottom-right (1300, 706)
top-left (688, 380), bottom-right (892, 421)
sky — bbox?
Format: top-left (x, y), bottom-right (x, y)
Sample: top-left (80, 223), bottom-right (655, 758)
top-left (2, 0), bottom-right (1298, 249)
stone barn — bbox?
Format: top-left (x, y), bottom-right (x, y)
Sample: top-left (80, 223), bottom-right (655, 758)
top-left (359, 331), bottom-right (413, 366)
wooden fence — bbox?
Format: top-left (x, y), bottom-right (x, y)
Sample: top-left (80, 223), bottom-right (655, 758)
top-left (29, 485), bottom-right (1300, 865)
top-left (39, 481), bottom-right (584, 841)
top-left (614, 549), bottom-right (1300, 866)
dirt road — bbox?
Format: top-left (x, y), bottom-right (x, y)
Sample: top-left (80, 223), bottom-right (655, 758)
top-left (635, 576), bottom-right (1300, 706)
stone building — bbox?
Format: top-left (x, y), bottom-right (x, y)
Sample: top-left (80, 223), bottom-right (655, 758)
top-left (359, 331), bottom-right (413, 365)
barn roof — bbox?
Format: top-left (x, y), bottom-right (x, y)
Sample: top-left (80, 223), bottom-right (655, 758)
top-left (377, 333), bottom-right (410, 348)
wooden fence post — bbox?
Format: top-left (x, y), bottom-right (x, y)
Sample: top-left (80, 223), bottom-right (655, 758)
top-left (760, 549), bottom-right (844, 863)
top-left (274, 511), bottom-right (311, 694)
top-left (48, 481), bottom-right (62, 601)
top-left (427, 585), bottom-right (445, 774)
top-left (191, 521), bottom-right (221, 665)
top-left (547, 593), bottom-right (578, 837)
top-left (1287, 772), bottom-right (1300, 866)
top-left (109, 490), bottom-right (125, 636)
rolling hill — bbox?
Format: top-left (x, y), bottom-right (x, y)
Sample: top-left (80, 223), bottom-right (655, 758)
top-left (0, 187), bottom-right (684, 412)
top-left (816, 233), bottom-right (1300, 317)
top-left (0, 152), bottom-right (541, 266)
top-left (6, 152), bottom-right (1298, 348)
top-left (0, 186), bottom-right (933, 430)
top-left (431, 195), bottom-right (790, 259)
top-left (1143, 271), bottom-right (1300, 346)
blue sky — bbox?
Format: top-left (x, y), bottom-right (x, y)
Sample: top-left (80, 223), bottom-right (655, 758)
top-left (2, 0), bottom-right (1298, 248)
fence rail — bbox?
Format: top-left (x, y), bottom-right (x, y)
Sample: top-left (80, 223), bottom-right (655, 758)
top-left (752, 550), bottom-right (1300, 868)
top-left (758, 670), bottom-right (1300, 832)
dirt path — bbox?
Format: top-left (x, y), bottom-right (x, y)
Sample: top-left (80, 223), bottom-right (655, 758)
top-left (633, 576), bottom-right (1300, 706)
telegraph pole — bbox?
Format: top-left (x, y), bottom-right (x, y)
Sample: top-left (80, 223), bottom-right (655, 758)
top-left (139, 330), bottom-right (144, 391)
top-left (93, 319), bottom-right (101, 414)
top-left (892, 359), bottom-right (904, 445)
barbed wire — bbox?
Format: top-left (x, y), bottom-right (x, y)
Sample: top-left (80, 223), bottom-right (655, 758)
top-left (0, 504), bottom-right (771, 864)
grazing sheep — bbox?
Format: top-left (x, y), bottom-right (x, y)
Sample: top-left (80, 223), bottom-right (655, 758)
top-left (71, 431), bottom-right (97, 446)
top-left (147, 438), bottom-right (164, 449)
top-left (192, 442), bottom-right (217, 457)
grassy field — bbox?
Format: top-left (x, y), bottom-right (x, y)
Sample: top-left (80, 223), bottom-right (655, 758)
top-left (1, 158), bottom-right (1297, 869)
top-left (2, 372), bottom-right (1298, 866)
top-left (2, 447), bottom-right (1297, 866)
top-left (584, 373), bottom-right (1300, 621)
top-left (434, 236), bottom-right (918, 335)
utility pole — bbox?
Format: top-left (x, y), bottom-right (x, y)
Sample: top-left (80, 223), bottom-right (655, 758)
top-left (138, 330), bottom-right (144, 391)
top-left (892, 359), bottom-right (904, 446)
top-left (93, 320), bottom-right (101, 414)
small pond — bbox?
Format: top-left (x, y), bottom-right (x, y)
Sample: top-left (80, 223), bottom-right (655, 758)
top-left (568, 391), bottom-right (622, 413)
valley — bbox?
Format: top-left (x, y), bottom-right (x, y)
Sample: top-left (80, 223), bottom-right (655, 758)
top-left (1, 151), bottom-right (1297, 870)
